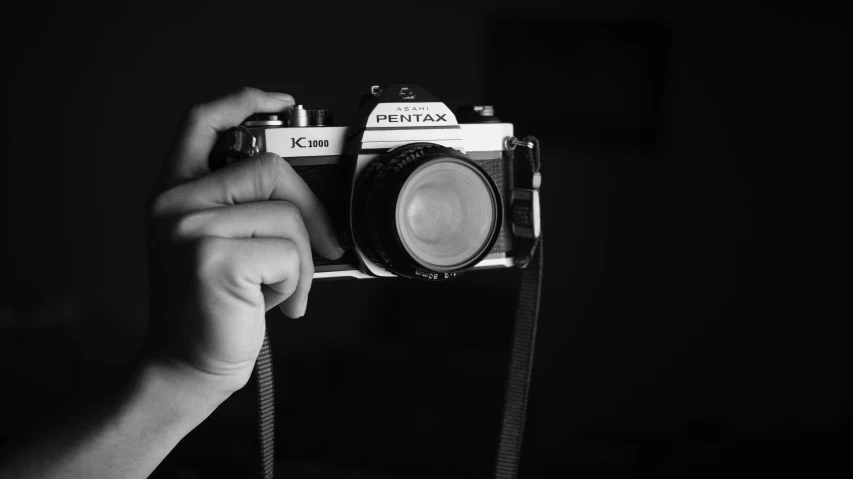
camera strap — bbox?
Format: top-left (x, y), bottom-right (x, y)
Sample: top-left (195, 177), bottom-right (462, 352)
top-left (251, 136), bottom-right (543, 479)
top-left (495, 136), bottom-right (542, 479)
top-left (255, 332), bottom-right (276, 479)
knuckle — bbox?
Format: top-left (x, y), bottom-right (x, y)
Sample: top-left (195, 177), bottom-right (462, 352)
top-left (238, 86), bottom-right (261, 97)
top-left (236, 86), bottom-right (264, 108)
top-left (254, 153), bottom-right (291, 193)
top-left (193, 237), bottom-right (230, 277)
top-left (282, 238), bottom-right (300, 261)
top-left (273, 200), bottom-right (304, 226)
top-left (170, 210), bottom-right (210, 240)
top-left (148, 187), bottom-right (182, 225)
top-left (184, 103), bottom-right (207, 127)
top-left (283, 279), bottom-right (299, 298)
top-left (258, 152), bottom-right (290, 175)
top-left (254, 153), bottom-right (278, 173)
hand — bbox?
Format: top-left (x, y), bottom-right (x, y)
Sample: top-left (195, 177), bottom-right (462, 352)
top-left (146, 87), bottom-right (344, 396)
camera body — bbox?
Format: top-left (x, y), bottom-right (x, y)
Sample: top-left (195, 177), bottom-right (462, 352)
top-left (221, 84), bottom-right (521, 280)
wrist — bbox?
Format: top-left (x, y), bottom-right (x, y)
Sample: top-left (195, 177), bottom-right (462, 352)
top-left (140, 332), bottom-right (257, 398)
top-left (138, 354), bottom-right (234, 417)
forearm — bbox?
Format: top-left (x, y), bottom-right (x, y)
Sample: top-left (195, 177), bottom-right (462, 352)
top-left (0, 355), bottom-right (229, 479)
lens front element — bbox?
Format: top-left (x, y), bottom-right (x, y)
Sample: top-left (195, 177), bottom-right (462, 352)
top-left (397, 159), bottom-right (495, 270)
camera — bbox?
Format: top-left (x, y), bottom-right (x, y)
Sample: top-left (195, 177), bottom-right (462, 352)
top-left (213, 84), bottom-right (536, 281)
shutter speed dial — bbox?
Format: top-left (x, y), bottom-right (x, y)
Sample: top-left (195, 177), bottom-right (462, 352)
top-left (308, 108), bottom-right (334, 126)
top-left (287, 105), bottom-right (334, 127)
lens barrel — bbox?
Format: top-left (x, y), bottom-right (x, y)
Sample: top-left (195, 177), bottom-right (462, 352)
top-left (353, 143), bottom-right (502, 280)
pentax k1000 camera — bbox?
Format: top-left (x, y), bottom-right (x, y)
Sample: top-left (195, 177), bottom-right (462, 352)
top-left (212, 83), bottom-right (540, 281)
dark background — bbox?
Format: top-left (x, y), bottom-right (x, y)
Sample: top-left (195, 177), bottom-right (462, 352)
top-left (2, 0), bottom-right (845, 477)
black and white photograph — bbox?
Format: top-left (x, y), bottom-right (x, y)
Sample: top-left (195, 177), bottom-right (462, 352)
top-left (1, 1), bottom-right (843, 477)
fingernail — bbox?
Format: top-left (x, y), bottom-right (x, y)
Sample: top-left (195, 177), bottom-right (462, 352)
top-left (269, 92), bottom-right (294, 103)
top-left (298, 297), bottom-right (309, 318)
top-left (279, 302), bottom-right (305, 319)
top-left (335, 229), bottom-right (350, 255)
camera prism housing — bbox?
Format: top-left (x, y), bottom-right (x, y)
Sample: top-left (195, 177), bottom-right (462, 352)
top-left (222, 84), bottom-right (518, 280)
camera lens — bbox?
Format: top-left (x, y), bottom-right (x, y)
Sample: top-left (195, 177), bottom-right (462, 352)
top-left (397, 159), bottom-right (495, 269)
top-left (353, 143), bottom-right (502, 279)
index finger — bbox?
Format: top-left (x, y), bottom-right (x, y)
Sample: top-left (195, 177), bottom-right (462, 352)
top-left (153, 153), bottom-right (344, 261)
top-left (162, 87), bottom-right (295, 189)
